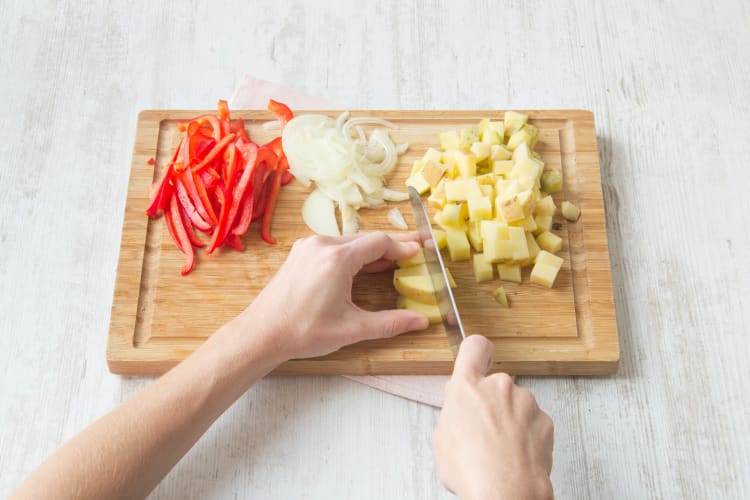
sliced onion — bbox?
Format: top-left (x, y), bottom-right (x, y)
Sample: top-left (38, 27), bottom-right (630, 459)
top-left (341, 203), bottom-right (360, 235)
top-left (302, 189), bottom-right (340, 236)
top-left (388, 208), bottom-right (408, 230)
top-left (262, 120), bottom-right (280, 130)
top-left (382, 188), bottom-right (409, 202)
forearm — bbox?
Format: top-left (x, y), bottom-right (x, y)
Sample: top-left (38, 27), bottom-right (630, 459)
top-left (11, 318), bottom-right (284, 500)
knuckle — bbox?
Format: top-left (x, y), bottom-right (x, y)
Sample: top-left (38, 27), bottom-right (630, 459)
top-left (487, 372), bottom-right (514, 392)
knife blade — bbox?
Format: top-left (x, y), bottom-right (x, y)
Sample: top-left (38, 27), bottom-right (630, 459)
top-left (407, 187), bottom-right (466, 357)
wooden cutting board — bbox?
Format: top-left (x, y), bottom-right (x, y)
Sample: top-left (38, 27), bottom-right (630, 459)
top-left (108, 110), bottom-right (619, 376)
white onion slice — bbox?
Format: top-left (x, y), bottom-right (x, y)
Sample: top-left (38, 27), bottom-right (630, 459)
top-left (302, 189), bottom-right (340, 236)
top-left (262, 120), bottom-right (280, 130)
top-left (388, 208), bottom-right (408, 230)
top-left (382, 188), bottom-right (409, 202)
top-left (341, 203), bottom-right (360, 235)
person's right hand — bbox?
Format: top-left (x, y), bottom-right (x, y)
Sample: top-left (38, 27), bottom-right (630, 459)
top-left (432, 335), bottom-right (554, 500)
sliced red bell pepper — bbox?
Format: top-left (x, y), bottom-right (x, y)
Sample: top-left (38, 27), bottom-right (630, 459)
top-left (281, 170), bottom-right (294, 185)
top-left (223, 143), bottom-right (238, 189)
top-left (194, 114), bottom-right (223, 141)
top-left (164, 205), bottom-right (184, 253)
top-left (217, 99), bottom-right (230, 121)
top-left (192, 133), bottom-right (236, 173)
top-left (175, 177), bottom-right (212, 232)
top-left (146, 164), bottom-right (175, 216)
top-left (169, 195), bottom-right (195, 275)
top-left (231, 190), bottom-right (254, 236)
top-left (224, 233), bottom-right (244, 251)
top-left (180, 205), bottom-right (206, 248)
top-left (230, 118), bottom-right (251, 143)
top-left (260, 155), bottom-right (288, 244)
top-left (205, 185), bottom-right (232, 255)
top-left (268, 99), bottom-right (293, 131)
top-left (180, 169), bottom-right (217, 225)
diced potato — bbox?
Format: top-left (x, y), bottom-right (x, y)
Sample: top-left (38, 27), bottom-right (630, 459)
top-left (541, 169), bottom-right (563, 193)
top-left (480, 220), bottom-right (509, 240)
top-left (492, 160), bottom-right (514, 176)
top-left (534, 196), bottom-right (557, 216)
top-left (504, 111), bottom-right (528, 135)
top-left (445, 268), bottom-right (457, 288)
top-left (479, 184), bottom-right (493, 198)
top-left (536, 231), bottom-right (562, 253)
top-left (525, 231), bottom-right (541, 263)
top-left (440, 131), bottom-right (460, 151)
top-left (481, 129), bottom-right (502, 146)
top-left (397, 296), bottom-right (441, 324)
top-left (470, 142), bottom-right (491, 162)
top-left (459, 127), bottom-right (479, 148)
top-left (410, 159), bottom-right (424, 175)
top-left (511, 158), bottom-right (542, 182)
top-left (479, 119), bottom-right (503, 145)
top-left (428, 179), bottom-right (447, 209)
top-left (498, 194), bottom-right (526, 222)
top-left (516, 190), bottom-right (534, 217)
top-left (490, 144), bottom-right (512, 161)
top-left (394, 275), bottom-right (438, 304)
top-left (501, 179), bottom-right (523, 196)
top-left (458, 201), bottom-right (469, 221)
top-left (446, 228), bottom-right (471, 261)
top-left (492, 286), bottom-right (509, 307)
top-left (454, 151), bottom-right (477, 178)
top-left (433, 229), bottom-right (447, 250)
top-left (472, 253), bottom-right (494, 282)
top-left (507, 128), bottom-right (533, 151)
top-left (467, 222), bottom-right (483, 252)
top-left (394, 264), bottom-right (429, 280)
top-left (522, 123), bottom-right (540, 148)
top-left (435, 203), bottom-right (466, 230)
top-left (509, 215), bottom-right (538, 232)
top-left (422, 161), bottom-right (446, 187)
top-left (445, 178), bottom-right (482, 202)
top-left (484, 238), bottom-right (514, 263)
top-left (406, 171), bottom-right (431, 194)
top-left (561, 201), bottom-right (580, 221)
top-left (533, 215), bottom-right (553, 235)
top-left (497, 263), bottom-right (522, 283)
top-left (397, 248), bottom-right (425, 267)
top-left (468, 196), bottom-right (492, 222)
top-left (512, 141), bottom-right (529, 162)
top-left (530, 251), bottom-right (563, 288)
top-left (509, 226), bottom-right (529, 261)
top-left (422, 147), bottom-right (443, 165)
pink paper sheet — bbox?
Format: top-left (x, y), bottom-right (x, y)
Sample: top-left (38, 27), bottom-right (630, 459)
top-left (230, 75), bottom-right (448, 408)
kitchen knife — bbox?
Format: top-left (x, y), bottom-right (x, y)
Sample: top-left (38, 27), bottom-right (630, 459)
top-left (407, 187), bottom-right (466, 357)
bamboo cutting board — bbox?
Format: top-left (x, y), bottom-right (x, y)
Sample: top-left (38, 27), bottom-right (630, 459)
top-left (108, 110), bottom-right (619, 376)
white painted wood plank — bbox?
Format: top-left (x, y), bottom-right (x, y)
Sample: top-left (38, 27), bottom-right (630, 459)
top-left (0, 1), bottom-right (748, 498)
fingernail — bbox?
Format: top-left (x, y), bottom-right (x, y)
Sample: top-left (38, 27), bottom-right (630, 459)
top-left (405, 241), bottom-right (420, 252)
top-left (409, 315), bottom-right (429, 330)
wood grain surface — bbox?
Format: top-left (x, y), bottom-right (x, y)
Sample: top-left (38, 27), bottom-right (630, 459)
top-left (1, 1), bottom-right (748, 499)
top-left (108, 109), bottom-right (619, 375)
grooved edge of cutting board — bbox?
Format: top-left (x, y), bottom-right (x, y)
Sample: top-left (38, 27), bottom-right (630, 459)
top-left (107, 110), bottom-right (619, 376)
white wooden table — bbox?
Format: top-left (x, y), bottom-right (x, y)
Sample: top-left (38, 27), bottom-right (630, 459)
top-left (1, 1), bottom-right (748, 498)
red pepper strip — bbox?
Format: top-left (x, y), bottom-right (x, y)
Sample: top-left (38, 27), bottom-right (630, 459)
top-left (146, 164), bottom-right (174, 216)
top-left (224, 233), bottom-right (244, 252)
top-left (180, 204), bottom-right (206, 248)
top-left (192, 169), bottom-right (220, 224)
top-left (260, 156), bottom-right (288, 244)
top-left (169, 196), bottom-right (195, 275)
top-left (281, 170), bottom-right (294, 185)
top-left (193, 114), bottom-right (223, 141)
top-left (180, 169), bottom-right (216, 225)
top-left (231, 191), bottom-right (254, 236)
top-left (230, 119), bottom-right (251, 143)
top-left (264, 136), bottom-right (283, 157)
top-left (268, 99), bottom-right (293, 131)
top-left (175, 177), bottom-right (212, 232)
top-left (164, 205), bottom-right (185, 253)
top-left (224, 143), bottom-right (237, 189)
top-left (217, 99), bottom-right (230, 121)
top-left (205, 185), bottom-right (232, 255)
top-left (252, 187), bottom-right (267, 222)
top-left (199, 171), bottom-right (217, 191)
top-left (191, 133), bottom-right (236, 173)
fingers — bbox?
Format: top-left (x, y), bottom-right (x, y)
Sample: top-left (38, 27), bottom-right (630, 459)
top-left (356, 309), bottom-right (429, 340)
top-left (452, 335), bottom-right (494, 381)
top-left (344, 232), bottom-right (421, 272)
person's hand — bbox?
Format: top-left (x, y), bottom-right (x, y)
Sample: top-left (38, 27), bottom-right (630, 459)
top-left (235, 232), bottom-right (430, 361)
top-left (432, 335), bottom-right (554, 500)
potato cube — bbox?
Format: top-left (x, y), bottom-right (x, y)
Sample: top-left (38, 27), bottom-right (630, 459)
top-left (530, 251), bottom-right (563, 288)
top-left (433, 229), bottom-right (447, 250)
top-left (446, 268), bottom-right (457, 288)
top-left (511, 159), bottom-right (542, 182)
top-left (534, 196), bottom-right (557, 216)
top-left (446, 228), bottom-right (471, 261)
top-left (481, 129), bottom-right (502, 146)
top-left (492, 160), bottom-right (514, 177)
top-left (533, 215), bottom-right (553, 235)
top-left (454, 151), bottom-right (477, 178)
top-left (498, 195), bottom-right (526, 222)
top-left (484, 238), bottom-right (514, 263)
top-left (410, 159), bottom-right (424, 175)
top-left (466, 222), bottom-right (483, 252)
top-left (435, 203), bottom-right (466, 230)
top-left (509, 215), bottom-right (538, 232)
top-left (397, 296), bottom-right (441, 324)
top-left (536, 231), bottom-right (562, 253)
top-left (479, 118), bottom-right (503, 145)
top-left (440, 130), bottom-right (460, 151)
top-left (516, 190), bottom-right (534, 217)
top-left (406, 171), bottom-right (431, 194)
top-left (480, 220), bottom-right (509, 240)
top-left (525, 231), bottom-right (541, 262)
top-left (541, 169), bottom-right (563, 193)
top-left (490, 144), bottom-right (512, 161)
top-left (479, 184), bottom-right (494, 198)
top-left (394, 264), bottom-right (428, 280)
top-left (509, 226), bottom-right (529, 261)
top-left (522, 123), bottom-right (540, 148)
top-left (472, 253), bottom-right (494, 282)
top-left (506, 128), bottom-right (533, 151)
top-left (422, 147), bottom-right (443, 165)
top-left (397, 248), bottom-right (425, 267)
top-left (422, 161), bottom-right (446, 187)
top-left (428, 179), bottom-right (447, 209)
top-left (445, 178), bottom-right (482, 202)
top-left (468, 196), bottom-right (493, 222)
top-left (492, 287), bottom-right (509, 307)
top-left (503, 111), bottom-right (528, 135)
top-left (561, 201), bottom-right (580, 221)
top-left (459, 127), bottom-right (480, 148)
top-left (497, 263), bottom-right (522, 283)
top-left (512, 141), bottom-right (529, 162)
top-left (470, 142), bottom-right (491, 162)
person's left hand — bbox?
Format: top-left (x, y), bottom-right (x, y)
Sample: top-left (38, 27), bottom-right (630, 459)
top-left (233, 232), bottom-right (430, 361)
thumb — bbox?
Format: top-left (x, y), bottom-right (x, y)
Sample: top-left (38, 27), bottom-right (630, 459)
top-left (358, 309), bottom-right (430, 340)
top-left (452, 335), bottom-right (494, 381)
